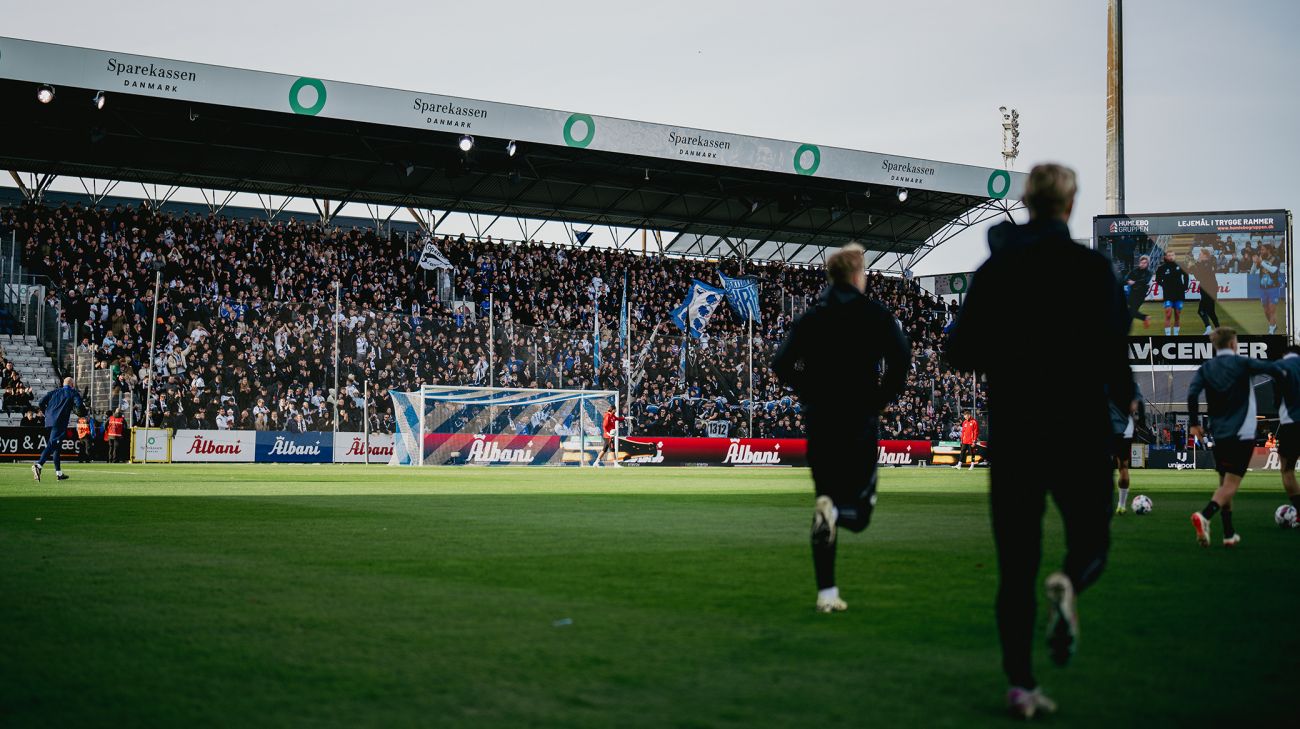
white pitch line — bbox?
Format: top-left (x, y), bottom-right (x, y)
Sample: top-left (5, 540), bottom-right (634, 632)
top-left (74, 469), bottom-right (143, 475)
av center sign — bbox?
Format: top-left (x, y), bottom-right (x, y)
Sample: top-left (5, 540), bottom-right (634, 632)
top-left (1128, 335), bottom-right (1284, 365)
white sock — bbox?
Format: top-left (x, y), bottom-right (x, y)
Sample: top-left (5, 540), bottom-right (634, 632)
top-left (1118, 488), bottom-right (1129, 507)
top-left (1164, 327), bottom-right (1171, 335)
top-left (56, 471), bottom-right (63, 476)
top-left (1173, 326), bottom-right (1180, 335)
top-left (818, 586), bottom-right (840, 602)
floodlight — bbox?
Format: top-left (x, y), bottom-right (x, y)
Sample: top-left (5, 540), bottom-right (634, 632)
top-left (36, 85), bottom-right (55, 104)
top-left (896, 188), bottom-right (908, 203)
top-left (458, 135), bottom-right (474, 152)
top-left (93, 91), bottom-right (105, 110)
top-left (506, 140), bottom-right (517, 157)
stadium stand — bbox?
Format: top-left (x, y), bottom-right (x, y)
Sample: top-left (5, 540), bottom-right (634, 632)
top-left (1, 200), bottom-right (984, 440)
top-left (1, 336), bottom-right (58, 425)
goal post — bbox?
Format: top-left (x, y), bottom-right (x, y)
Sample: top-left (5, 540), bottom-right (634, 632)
top-left (391, 385), bottom-right (619, 466)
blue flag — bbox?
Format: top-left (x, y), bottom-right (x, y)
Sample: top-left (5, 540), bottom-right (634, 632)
top-left (670, 279), bottom-right (726, 339)
top-left (593, 311), bottom-right (600, 386)
top-left (619, 271), bottom-right (628, 350)
top-left (719, 272), bottom-right (761, 322)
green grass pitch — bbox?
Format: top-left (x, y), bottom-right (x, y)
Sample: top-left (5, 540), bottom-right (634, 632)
top-left (1, 464), bottom-right (1296, 727)
top-left (1126, 298), bottom-right (1285, 336)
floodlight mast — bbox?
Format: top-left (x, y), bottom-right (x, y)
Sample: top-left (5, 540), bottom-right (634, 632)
top-left (1105, 0), bottom-right (1125, 214)
top-left (1000, 107), bottom-right (1020, 169)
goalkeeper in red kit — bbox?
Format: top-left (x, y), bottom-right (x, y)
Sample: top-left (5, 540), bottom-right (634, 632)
top-left (595, 405), bottom-right (624, 467)
top-left (955, 412), bottom-right (979, 470)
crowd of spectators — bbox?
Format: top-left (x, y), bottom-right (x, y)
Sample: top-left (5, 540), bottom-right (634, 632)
top-left (1, 349), bottom-right (36, 414)
top-left (1188, 233), bottom-right (1286, 275)
top-left (1108, 233), bottom-right (1286, 277)
top-left (2, 200), bottom-right (983, 441)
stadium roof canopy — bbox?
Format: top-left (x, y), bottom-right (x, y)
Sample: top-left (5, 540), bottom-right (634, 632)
top-left (0, 36), bottom-right (1025, 268)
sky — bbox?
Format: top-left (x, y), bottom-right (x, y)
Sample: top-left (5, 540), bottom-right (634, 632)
top-left (3, 0), bottom-right (1298, 276)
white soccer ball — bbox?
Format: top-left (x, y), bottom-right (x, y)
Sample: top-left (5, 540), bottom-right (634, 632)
top-left (1275, 504), bottom-right (1298, 529)
top-left (1131, 495), bottom-right (1153, 515)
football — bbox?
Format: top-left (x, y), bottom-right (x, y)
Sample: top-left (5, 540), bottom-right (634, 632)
top-left (1275, 504), bottom-right (1298, 529)
top-left (1131, 495), bottom-right (1153, 515)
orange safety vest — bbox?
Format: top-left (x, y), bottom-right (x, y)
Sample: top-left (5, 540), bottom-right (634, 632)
top-left (106, 416), bottom-right (125, 438)
top-left (76, 417), bottom-right (91, 439)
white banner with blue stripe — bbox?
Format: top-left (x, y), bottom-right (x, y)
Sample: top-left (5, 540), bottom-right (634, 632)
top-left (671, 279), bottom-right (726, 339)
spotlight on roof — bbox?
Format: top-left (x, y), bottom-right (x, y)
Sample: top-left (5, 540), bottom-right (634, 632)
top-left (36, 84), bottom-right (55, 104)
top-left (92, 91), bottom-right (106, 110)
top-left (458, 135), bottom-right (474, 152)
top-left (896, 188), bottom-right (909, 203)
top-left (506, 140), bottom-right (517, 157)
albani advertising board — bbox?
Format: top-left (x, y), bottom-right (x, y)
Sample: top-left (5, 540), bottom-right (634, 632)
top-left (401, 434), bottom-right (932, 467)
top-left (172, 429), bottom-right (255, 462)
top-left (0, 36), bottom-right (1025, 200)
top-left (616, 437), bottom-right (932, 467)
top-left (163, 430), bottom-right (395, 463)
top-left (255, 432), bottom-right (333, 463)
top-left (332, 432), bottom-right (396, 463)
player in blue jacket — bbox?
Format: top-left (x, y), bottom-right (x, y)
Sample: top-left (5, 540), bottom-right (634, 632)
top-left (1187, 328), bottom-right (1284, 546)
top-left (33, 377), bottom-right (85, 482)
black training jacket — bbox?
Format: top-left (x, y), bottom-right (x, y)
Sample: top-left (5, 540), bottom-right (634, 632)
top-left (946, 219), bottom-right (1134, 445)
top-left (772, 282), bottom-right (910, 432)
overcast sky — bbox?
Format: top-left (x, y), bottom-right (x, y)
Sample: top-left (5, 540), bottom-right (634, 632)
top-left (5, 0), bottom-right (1298, 275)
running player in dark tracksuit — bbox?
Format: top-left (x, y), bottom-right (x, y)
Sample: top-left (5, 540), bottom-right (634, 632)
top-left (1188, 327), bottom-right (1285, 547)
top-left (1123, 256), bottom-right (1153, 328)
top-left (33, 377), bottom-right (85, 482)
top-left (1111, 381), bottom-right (1142, 514)
top-left (1187, 249), bottom-right (1220, 335)
top-left (1271, 346), bottom-right (1300, 519)
top-left (947, 164), bottom-right (1135, 719)
top-left (1155, 250), bottom-right (1189, 335)
top-left (773, 243), bottom-right (910, 615)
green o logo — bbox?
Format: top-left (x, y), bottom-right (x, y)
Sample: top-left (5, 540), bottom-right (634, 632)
top-left (563, 114), bottom-right (595, 148)
top-left (289, 77), bottom-right (327, 116)
top-left (948, 274), bottom-right (968, 294)
top-left (793, 144), bottom-right (820, 175)
top-left (987, 169), bottom-right (1011, 199)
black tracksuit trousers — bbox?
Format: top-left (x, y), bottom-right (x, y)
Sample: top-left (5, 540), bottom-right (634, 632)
top-left (990, 448), bottom-right (1113, 688)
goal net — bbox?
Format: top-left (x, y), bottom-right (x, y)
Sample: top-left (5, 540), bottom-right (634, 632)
top-left (390, 385), bottom-right (619, 466)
